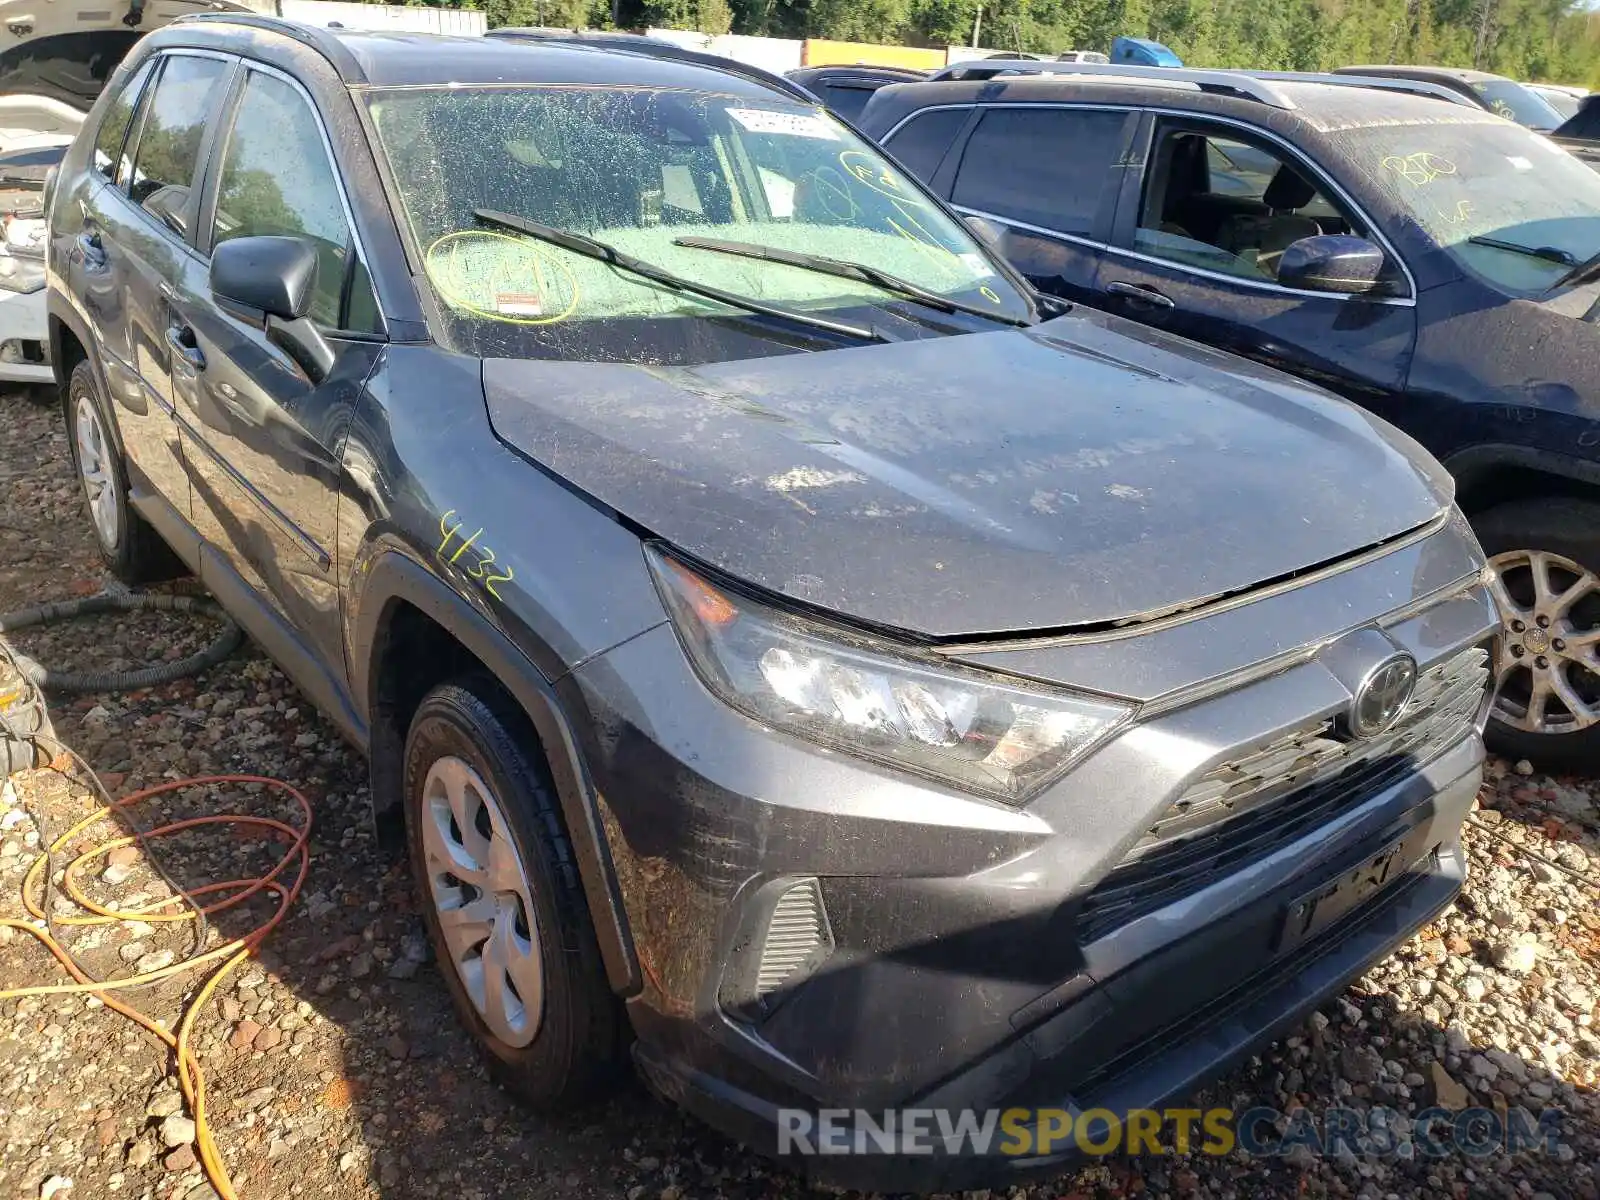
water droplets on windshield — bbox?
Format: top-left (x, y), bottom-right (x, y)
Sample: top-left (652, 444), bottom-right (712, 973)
top-left (366, 85), bottom-right (1025, 363)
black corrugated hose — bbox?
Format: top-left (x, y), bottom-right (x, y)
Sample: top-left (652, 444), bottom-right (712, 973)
top-left (0, 591), bottom-right (243, 693)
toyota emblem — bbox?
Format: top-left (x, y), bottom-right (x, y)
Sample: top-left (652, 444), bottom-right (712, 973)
top-left (1347, 653), bottom-right (1418, 739)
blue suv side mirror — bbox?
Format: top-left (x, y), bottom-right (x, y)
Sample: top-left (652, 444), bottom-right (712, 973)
top-left (1277, 233), bottom-right (1401, 297)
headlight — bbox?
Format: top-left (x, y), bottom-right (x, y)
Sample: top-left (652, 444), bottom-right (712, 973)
top-left (647, 546), bottom-right (1132, 804)
top-left (0, 251), bottom-right (44, 295)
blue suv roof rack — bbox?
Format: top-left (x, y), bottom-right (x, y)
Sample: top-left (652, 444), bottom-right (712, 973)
top-left (1224, 69), bottom-right (1479, 108)
top-left (925, 59), bottom-right (1299, 109)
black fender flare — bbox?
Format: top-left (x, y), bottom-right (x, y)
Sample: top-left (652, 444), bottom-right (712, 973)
top-left (1444, 442), bottom-right (1600, 509)
top-left (350, 549), bottom-right (641, 996)
top-left (47, 298), bottom-right (129, 459)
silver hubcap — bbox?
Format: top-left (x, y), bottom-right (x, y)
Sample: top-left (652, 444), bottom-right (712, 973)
top-left (420, 756), bottom-right (544, 1047)
top-left (1488, 549), bottom-right (1600, 735)
top-left (73, 393), bottom-right (120, 551)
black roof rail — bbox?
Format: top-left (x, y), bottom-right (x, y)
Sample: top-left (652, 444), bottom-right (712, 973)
top-left (1224, 69), bottom-right (1479, 108)
top-left (925, 59), bottom-right (1298, 108)
top-left (486, 28), bottom-right (817, 102)
top-left (169, 11), bottom-right (367, 80)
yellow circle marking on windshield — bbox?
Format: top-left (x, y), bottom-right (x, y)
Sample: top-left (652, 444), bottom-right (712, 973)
top-left (808, 165), bottom-right (862, 220)
top-left (980, 285), bottom-right (1001, 304)
top-left (838, 150), bottom-right (926, 206)
top-left (424, 230), bottom-right (581, 326)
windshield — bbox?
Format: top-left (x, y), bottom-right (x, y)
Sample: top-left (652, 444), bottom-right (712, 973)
top-left (1344, 117), bottom-right (1600, 293)
top-left (364, 85), bottom-right (1028, 361)
top-left (1535, 88), bottom-right (1582, 121)
top-left (1470, 78), bottom-right (1564, 130)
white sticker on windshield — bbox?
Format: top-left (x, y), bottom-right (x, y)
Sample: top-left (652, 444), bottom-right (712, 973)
top-left (494, 292), bottom-right (544, 317)
top-left (727, 108), bottom-right (839, 139)
top-left (1507, 155), bottom-right (1533, 170)
top-left (959, 252), bottom-right (995, 277)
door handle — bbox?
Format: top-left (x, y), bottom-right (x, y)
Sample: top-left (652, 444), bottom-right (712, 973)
top-left (165, 325), bottom-right (206, 372)
top-left (1105, 280), bottom-right (1176, 310)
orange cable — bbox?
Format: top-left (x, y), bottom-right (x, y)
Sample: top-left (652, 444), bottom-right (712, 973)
top-left (0, 773), bottom-right (312, 1200)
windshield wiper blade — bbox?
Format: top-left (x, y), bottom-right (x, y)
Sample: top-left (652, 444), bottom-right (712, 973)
top-left (1467, 234), bottom-right (1576, 266)
top-left (1548, 247), bottom-right (1600, 293)
top-left (472, 209), bottom-right (885, 343)
top-left (672, 235), bottom-right (1034, 328)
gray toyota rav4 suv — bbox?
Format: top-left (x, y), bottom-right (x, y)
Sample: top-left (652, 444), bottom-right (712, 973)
top-left (45, 18), bottom-right (1497, 1189)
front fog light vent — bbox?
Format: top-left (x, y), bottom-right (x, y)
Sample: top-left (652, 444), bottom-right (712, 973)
top-left (756, 878), bottom-right (830, 996)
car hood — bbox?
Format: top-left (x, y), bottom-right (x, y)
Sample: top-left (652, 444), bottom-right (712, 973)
top-left (483, 310), bottom-right (1452, 638)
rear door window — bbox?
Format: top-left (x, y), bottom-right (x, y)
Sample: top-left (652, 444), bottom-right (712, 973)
top-left (952, 107), bottom-right (1131, 234)
top-left (125, 54), bottom-right (232, 237)
top-left (882, 108), bottom-right (968, 183)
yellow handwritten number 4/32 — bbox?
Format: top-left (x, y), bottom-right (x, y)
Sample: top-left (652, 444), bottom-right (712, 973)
top-left (437, 509), bottom-right (515, 600)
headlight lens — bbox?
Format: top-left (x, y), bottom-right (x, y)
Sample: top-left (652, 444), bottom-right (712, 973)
top-left (0, 249), bottom-right (45, 295)
top-left (0, 215), bottom-right (47, 295)
top-left (648, 546), bottom-right (1132, 804)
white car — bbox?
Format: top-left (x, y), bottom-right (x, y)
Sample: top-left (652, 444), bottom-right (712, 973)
top-left (0, 208), bottom-right (48, 384)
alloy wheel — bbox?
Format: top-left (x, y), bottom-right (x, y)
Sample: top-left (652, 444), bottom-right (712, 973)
top-left (1488, 548), bottom-right (1600, 735)
top-left (73, 393), bottom-right (120, 552)
top-left (420, 755), bottom-right (545, 1047)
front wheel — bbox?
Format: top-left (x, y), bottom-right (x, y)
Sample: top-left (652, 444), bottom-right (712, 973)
top-left (1475, 497), bottom-right (1600, 772)
top-left (403, 678), bottom-right (627, 1107)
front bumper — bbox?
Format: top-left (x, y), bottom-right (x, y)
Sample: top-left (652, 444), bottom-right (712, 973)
top-left (0, 286), bottom-right (49, 384)
top-left (561, 515), bottom-right (1495, 1191)
top-left (633, 748), bottom-right (1471, 1191)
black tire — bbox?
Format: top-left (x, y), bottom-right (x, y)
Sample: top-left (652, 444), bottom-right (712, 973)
top-left (63, 359), bottom-right (184, 584)
top-left (1473, 497), bottom-right (1600, 772)
top-left (403, 678), bottom-right (627, 1108)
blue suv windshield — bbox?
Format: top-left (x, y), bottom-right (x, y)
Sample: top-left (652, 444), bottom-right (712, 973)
top-left (1469, 79), bottom-right (1564, 130)
top-left (1345, 117), bottom-right (1600, 294)
top-left (364, 84), bottom-right (1028, 358)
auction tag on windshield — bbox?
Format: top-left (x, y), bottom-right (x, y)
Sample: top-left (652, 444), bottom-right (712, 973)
top-left (494, 291), bottom-right (544, 317)
top-left (1507, 155), bottom-right (1533, 171)
top-left (958, 252), bottom-right (995, 276)
top-left (727, 108), bottom-right (838, 139)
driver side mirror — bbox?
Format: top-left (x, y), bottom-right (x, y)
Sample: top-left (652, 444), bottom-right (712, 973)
top-left (1277, 233), bottom-right (1401, 297)
top-left (210, 235), bottom-right (335, 381)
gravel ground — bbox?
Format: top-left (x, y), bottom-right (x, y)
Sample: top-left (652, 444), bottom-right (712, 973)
top-left (0, 383), bottom-right (1596, 1200)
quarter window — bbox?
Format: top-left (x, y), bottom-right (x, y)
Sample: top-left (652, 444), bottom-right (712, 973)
top-left (952, 108), bottom-right (1129, 234)
top-left (882, 108), bottom-right (968, 183)
top-left (127, 55), bottom-right (231, 236)
top-left (211, 70), bottom-right (376, 332)
top-left (92, 59), bottom-right (154, 186)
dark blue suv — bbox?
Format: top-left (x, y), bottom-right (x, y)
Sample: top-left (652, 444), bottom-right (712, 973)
top-left (861, 68), bottom-right (1600, 770)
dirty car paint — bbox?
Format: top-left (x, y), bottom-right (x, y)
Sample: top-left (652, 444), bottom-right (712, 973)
top-left (484, 309), bottom-right (1452, 638)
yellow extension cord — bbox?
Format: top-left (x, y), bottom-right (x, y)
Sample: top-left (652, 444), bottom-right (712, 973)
top-left (0, 768), bottom-right (311, 1200)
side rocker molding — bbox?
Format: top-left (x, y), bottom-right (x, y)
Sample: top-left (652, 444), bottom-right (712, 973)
top-left (350, 550), bottom-right (642, 997)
